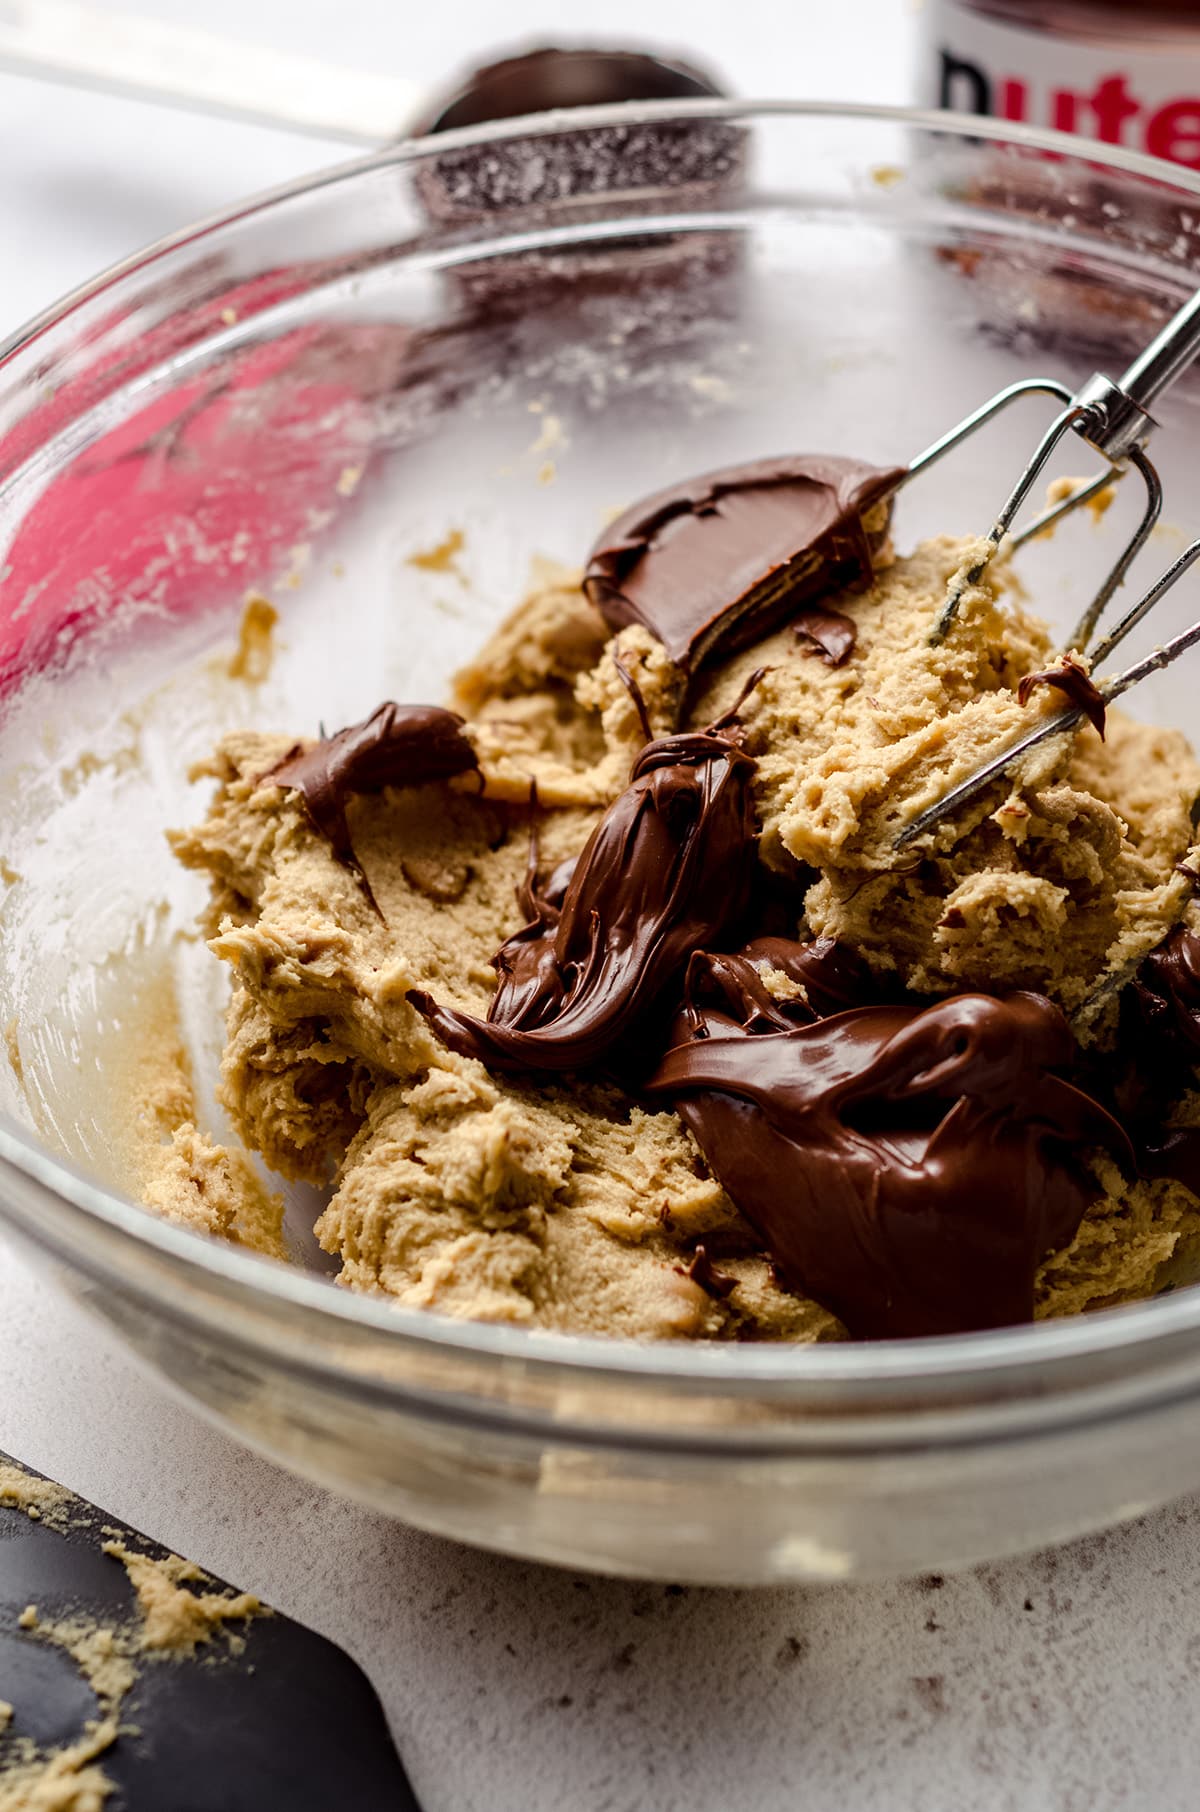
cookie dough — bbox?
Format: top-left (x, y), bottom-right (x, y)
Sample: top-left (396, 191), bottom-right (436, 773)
top-left (691, 534), bottom-right (1198, 1016)
top-left (166, 502), bottom-right (1200, 1341)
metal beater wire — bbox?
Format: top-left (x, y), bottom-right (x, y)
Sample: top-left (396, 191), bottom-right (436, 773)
top-left (888, 276), bottom-right (1200, 848)
top-left (893, 536), bottom-right (1200, 852)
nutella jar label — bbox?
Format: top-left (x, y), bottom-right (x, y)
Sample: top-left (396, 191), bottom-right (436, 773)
top-left (919, 0), bottom-right (1200, 169)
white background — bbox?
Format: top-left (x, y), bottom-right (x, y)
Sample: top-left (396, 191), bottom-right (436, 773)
top-left (4, 4), bottom-right (1200, 1809)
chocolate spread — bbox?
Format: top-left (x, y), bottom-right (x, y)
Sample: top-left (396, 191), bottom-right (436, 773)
top-left (1017, 655), bottom-right (1108, 739)
top-left (270, 703), bottom-right (478, 863)
top-left (792, 606), bottom-right (858, 667)
top-left (410, 721), bottom-right (758, 1071)
top-left (1129, 925), bottom-right (1200, 1191)
top-left (582, 455), bottom-right (904, 668)
top-left (648, 941), bottom-right (1128, 1337)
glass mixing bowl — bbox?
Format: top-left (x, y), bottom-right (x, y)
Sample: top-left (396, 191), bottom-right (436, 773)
top-left (4, 103), bottom-right (1200, 1585)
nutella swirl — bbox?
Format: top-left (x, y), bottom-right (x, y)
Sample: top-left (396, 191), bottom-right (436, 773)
top-left (1133, 923), bottom-right (1200, 1056)
top-left (270, 703), bottom-right (478, 863)
top-left (649, 941), bottom-right (1128, 1338)
top-left (1128, 924), bottom-right (1200, 1190)
top-left (411, 721), bottom-right (759, 1072)
top-left (1017, 654), bottom-right (1107, 740)
top-left (583, 455), bottom-right (903, 669)
top-left (792, 606), bottom-right (858, 667)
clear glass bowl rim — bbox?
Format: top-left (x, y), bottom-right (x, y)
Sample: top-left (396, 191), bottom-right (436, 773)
top-left (4, 98), bottom-right (1200, 1398)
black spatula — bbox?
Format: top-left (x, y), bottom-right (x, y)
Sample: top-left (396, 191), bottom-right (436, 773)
top-left (0, 1450), bottom-right (421, 1809)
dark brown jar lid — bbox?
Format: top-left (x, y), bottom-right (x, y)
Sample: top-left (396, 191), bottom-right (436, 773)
top-left (408, 43), bottom-right (742, 309)
top-left (409, 45), bottom-right (728, 138)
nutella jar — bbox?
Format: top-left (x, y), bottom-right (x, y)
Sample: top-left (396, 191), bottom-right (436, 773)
top-left (919, 1), bottom-right (1200, 169)
top-left (915, 2), bottom-right (1200, 367)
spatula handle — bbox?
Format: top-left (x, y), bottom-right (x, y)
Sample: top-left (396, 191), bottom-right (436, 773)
top-left (0, 0), bottom-right (418, 143)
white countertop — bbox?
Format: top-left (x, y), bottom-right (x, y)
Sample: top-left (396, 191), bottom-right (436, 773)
top-left (2, 4), bottom-right (1197, 1808)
